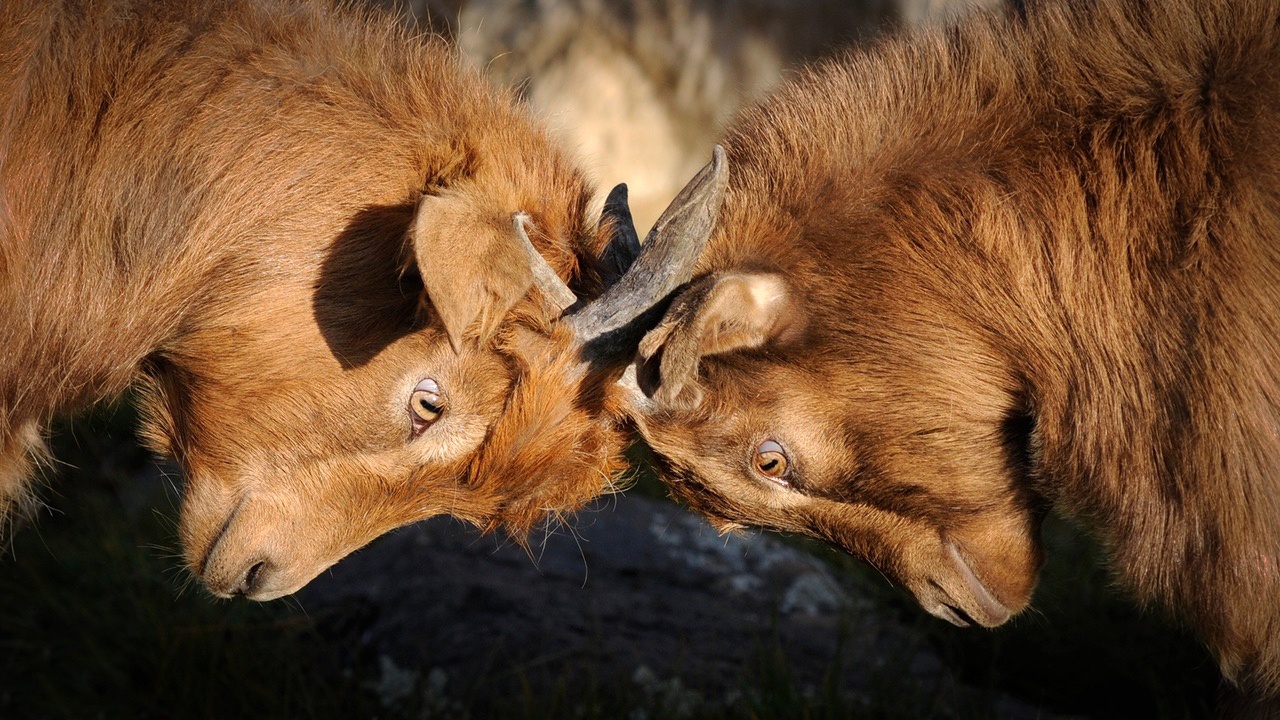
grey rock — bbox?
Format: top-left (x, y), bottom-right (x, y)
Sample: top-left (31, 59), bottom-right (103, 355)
top-left (298, 495), bottom-right (1077, 718)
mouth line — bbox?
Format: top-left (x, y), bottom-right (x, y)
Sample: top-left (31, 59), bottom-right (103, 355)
top-left (197, 494), bottom-right (247, 577)
top-left (945, 541), bottom-right (1012, 626)
top-left (933, 603), bottom-right (974, 628)
top-left (945, 603), bottom-right (977, 627)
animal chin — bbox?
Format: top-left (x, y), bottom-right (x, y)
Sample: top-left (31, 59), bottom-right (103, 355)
top-left (935, 540), bottom-right (1013, 628)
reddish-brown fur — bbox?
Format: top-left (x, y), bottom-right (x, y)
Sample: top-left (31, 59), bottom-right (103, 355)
top-left (631, 0), bottom-right (1280, 703)
top-left (0, 0), bottom-right (627, 599)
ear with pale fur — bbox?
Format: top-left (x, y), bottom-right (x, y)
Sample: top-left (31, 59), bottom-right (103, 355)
top-left (637, 272), bottom-right (799, 410)
top-left (412, 193), bottom-right (534, 352)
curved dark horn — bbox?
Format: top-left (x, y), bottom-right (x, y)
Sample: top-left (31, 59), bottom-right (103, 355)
top-left (513, 211), bottom-right (578, 312)
top-left (598, 183), bottom-right (642, 287)
top-left (567, 145), bottom-right (728, 362)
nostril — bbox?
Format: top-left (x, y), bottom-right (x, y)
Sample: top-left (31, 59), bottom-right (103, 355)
top-left (244, 560), bottom-right (266, 593)
top-left (231, 561), bottom-right (267, 597)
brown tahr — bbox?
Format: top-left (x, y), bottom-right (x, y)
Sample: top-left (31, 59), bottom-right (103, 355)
top-left (628, 0), bottom-right (1280, 709)
top-left (0, 0), bottom-right (712, 601)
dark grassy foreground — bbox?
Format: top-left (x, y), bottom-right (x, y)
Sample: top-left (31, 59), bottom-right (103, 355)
top-left (0, 401), bottom-right (1220, 719)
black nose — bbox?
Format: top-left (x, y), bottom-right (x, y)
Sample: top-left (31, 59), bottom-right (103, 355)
top-left (230, 560), bottom-right (267, 597)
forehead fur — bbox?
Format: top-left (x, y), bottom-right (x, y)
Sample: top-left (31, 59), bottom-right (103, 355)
top-left (465, 319), bottom-right (631, 537)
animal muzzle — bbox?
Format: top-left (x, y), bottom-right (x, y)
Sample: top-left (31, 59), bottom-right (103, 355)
top-left (195, 495), bottom-right (345, 602)
top-left (812, 504), bottom-right (1035, 629)
top-left (915, 540), bottom-right (1015, 628)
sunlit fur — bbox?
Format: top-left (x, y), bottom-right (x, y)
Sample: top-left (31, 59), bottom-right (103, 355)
top-left (0, 0), bottom-right (628, 598)
top-left (633, 0), bottom-right (1280, 702)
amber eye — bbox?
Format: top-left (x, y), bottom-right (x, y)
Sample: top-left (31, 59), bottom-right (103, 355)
top-left (753, 439), bottom-right (791, 486)
top-left (408, 378), bottom-right (446, 435)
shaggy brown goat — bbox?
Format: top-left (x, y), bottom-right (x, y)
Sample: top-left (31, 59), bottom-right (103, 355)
top-left (628, 0), bottom-right (1280, 708)
top-left (0, 0), bottom-right (713, 601)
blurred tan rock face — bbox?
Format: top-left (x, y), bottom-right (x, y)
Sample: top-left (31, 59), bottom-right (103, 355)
top-left (380, 0), bottom-right (1002, 233)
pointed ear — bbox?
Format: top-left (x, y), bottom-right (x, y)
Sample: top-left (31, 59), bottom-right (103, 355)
top-left (637, 272), bottom-right (800, 410)
top-left (412, 193), bottom-right (534, 352)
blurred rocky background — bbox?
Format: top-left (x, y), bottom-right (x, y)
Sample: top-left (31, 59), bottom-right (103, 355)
top-left (374, 0), bottom-right (1002, 232)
